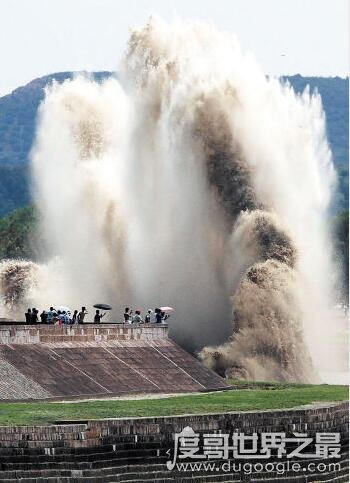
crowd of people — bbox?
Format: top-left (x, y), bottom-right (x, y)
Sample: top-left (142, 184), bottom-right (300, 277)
top-left (123, 307), bottom-right (170, 324)
top-left (23, 306), bottom-right (171, 325)
top-left (24, 307), bottom-right (91, 325)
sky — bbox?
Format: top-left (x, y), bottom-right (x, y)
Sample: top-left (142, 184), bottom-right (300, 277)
top-left (0, 0), bottom-right (348, 96)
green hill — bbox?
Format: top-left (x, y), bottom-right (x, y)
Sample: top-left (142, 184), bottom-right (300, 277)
top-left (0, 72), bottom-right (110, 217)
top-left (0, 73), bottom-right (348, 217)
top-left (282, 75), bottom-right (348, 213)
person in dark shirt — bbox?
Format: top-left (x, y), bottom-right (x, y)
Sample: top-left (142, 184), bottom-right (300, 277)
top-left (94, 310), bottom-right (105, 324)
top-left (78, 307), bottom-right (88, 324)
top-left (123, 307), bottom-right (132, 323)
top-left (30, 308), bottom-right (38, 324)
top-left (40, 311), bottom-right (48, 324)
top-left (71, 310), bottom-right (78, 324)
top-left (25, 308), bottom-right (31, 324)
top-left (155, 308), bottom-right (162, 324)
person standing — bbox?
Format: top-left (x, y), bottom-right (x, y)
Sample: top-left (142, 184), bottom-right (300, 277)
top-left (71, 310), bottom-right (78, 324)
top-left (60, 311), bottom-right (69, 324)
top-left (123, 307), bottom-right (132, 323)
top-left (132, 310), bottom-right (143, 324)
top-left (40, 310), bottom-right (48, 324)
top-left (57, 311), bottom-right (62, 325)
top-left (25, 308), bottom-right (31, 324)
top-left (47, 307), bottom-right (54, 324)
top-left (161, 311), bottom-right (169, 324)
top-left (78, 307), bottom-right (88, 324)
top-left (30, 308), bottom-right (38, 324)
top-left (154, 308), bottom-right (162, 324)
top-left (94, 310), bottom-right (105, 324)
top-left (145, 309), bottom-right (153, 323)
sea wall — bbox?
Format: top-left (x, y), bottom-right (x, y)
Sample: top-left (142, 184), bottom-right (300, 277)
top-left (0, 402), bottom-right (347, 449)
top-left (0, 403), bottom-right (347, 481)
top-left (0, 323), bottom-right (168, 344)
top-left (0, 324), bottom-right (230, 400)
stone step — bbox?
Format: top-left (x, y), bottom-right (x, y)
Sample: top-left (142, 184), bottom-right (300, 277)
top-left (0, 461), bottom-right (166, 479)
top-left (1, 434), bottom-right (348, 450)
top-left (1, 439), bottom-right (348, 453)
top-left (11, 427), bottom-right (348, 443)
top-left (0, 441), bottom-right (164, 455)
top-left (0, 457), bottom-right (347, 482)
top-left (0, 447), bottom-right (172, 465)
top-left (1, 451), bottom-right (347, 471)
top-left (0, 434), bottom-right (169, 447)
top-left (2, 450), bottom-right (118, 464)
top-left (0, 478), bottom-right (346, 483)
top-left (251, 470), bottom-right (349, 483)
top-left (1, 455), bottom-right (169, 471)
top-left (0, 467), bottom-right (347, 483)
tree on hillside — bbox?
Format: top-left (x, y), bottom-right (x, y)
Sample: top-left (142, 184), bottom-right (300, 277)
top-left (333, 210), bottom-right (349, 304)
top-left (0, 205), bottom-right (42, 260)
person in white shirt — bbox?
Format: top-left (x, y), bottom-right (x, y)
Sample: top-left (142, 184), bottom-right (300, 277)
top-left (132, 310), bottom-right (143, 324)
top-left (145, 309), bottom-right (153, 323)
top-left (161, 311), bottom-right (170, 324)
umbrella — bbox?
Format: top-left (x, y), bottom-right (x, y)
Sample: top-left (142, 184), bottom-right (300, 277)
top-left (159, 306), bottom-right (174, 314)
top-left (93, 304), bottom-right (112, 310)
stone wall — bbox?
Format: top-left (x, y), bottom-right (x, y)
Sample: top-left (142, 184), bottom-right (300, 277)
top-left (0, 324), bottom-right (230, 400)
top-left (0, 324), bottom-right (168, 344)
top-left (0, 402), bottom-right (347, 449)
top-left (0, 403), bottom-right (347, 481)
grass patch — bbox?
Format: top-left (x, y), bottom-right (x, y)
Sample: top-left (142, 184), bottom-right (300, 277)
top-left (0, 384), bottom-right (347, 426)
top-left (228, 380), bottom-right (311, 389)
